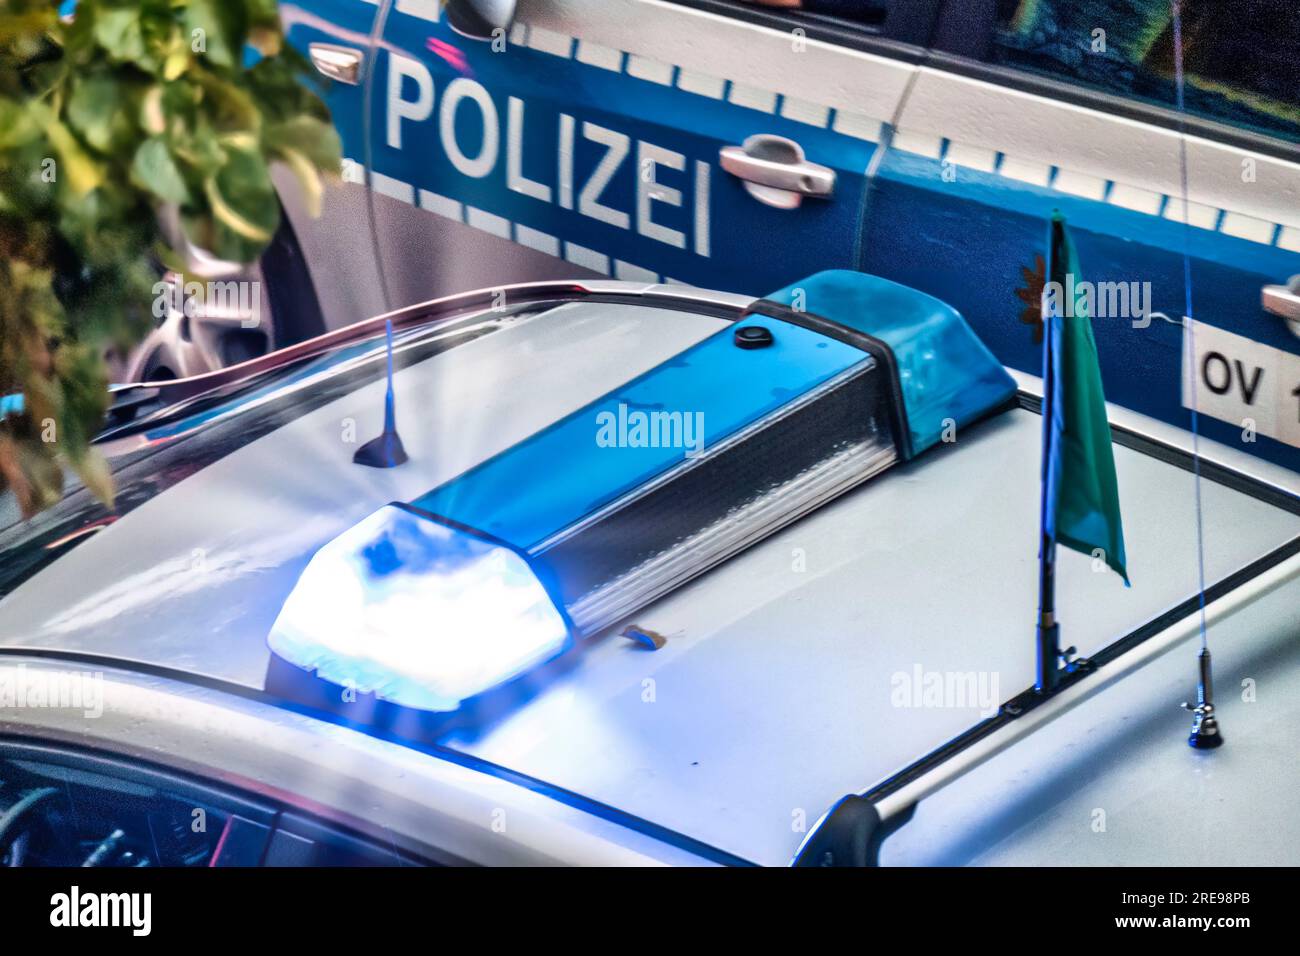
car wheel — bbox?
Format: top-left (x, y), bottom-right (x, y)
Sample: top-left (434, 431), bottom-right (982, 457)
top-left (119, 204), bottom-right (326, 383)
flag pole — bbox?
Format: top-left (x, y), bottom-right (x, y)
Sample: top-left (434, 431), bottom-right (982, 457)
top-left (1035, 488), bottom-right (1061, 692)
top-left (1036, 537), bottom-right (1059, 693)
top-left (1036, 219), bottom-right (1062, 694)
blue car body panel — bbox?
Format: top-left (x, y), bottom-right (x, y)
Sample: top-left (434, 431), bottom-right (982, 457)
top-left (362, 7), bottom-right (873, 291)
top-left (862, 150), bottom-right (1300, 471)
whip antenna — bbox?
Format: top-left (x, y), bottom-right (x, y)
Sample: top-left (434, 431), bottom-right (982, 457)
top-left (1169, 0), bottom-right (1222, 749)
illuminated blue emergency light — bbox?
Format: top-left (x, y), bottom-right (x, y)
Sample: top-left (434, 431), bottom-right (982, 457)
top-left (267, 504), bottom-right (571, 712)
top-left (267, 273), bottom-right (1014, 712)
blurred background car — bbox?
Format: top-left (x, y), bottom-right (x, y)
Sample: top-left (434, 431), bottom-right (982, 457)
top-left (247, 0), bottom-right (1299, 472)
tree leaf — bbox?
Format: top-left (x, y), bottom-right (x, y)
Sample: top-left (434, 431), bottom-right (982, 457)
top-left (265, 115), bottom-right (341, 171)
top-left (196, 73), bottom-right (262, 136)
top-left (204, 175), bottom-right (272, 243)
top-left (203, 143), bottom-right (277, 246)
top-left (0, 435), bottom-right (65, 520)
top-left (163, 43), bottom-right (189, 81)
top-left (247, 26), bottom-right (282, 58)
top-left (93, 7), bottom-right (146, 62)
top-left (0, 98), bottom-right (42, 149)
top-left (3, 0), bottom-right (336, 522)
top-left (0, 436), bottom-right (36, 520)
top-left (184, 0), bottom-right (245, 70)
top-left (69, 446), bottom-right (114, 509)
top-left (132, 136), bottom-right (190, 204)
top-left (66, 73), bottom-right (128, 153)
top-left (0, 9), bottom-right (58, 44)
top-left (139, 84), bottom-right (165, 134)
top-left (43, 118), bottom-right (105, 196)
top-left (276, 146), bottom-right (322, 217)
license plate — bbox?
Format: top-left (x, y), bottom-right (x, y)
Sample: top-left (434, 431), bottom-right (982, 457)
top-left (1182, 319), bottom-right (1300, 449)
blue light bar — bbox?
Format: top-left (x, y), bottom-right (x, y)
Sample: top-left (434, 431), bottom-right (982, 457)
top-left (267, 277), bottom-right (1014, 715)
top-left (267, 504), bottom-right (572, 712)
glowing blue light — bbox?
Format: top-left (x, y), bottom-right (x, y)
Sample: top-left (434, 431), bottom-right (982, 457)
top-left (267, 505), bottom-right (571, 711)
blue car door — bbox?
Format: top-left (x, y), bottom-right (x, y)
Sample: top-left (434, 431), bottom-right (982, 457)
top-left (355, 0), bottom-right (935, 293)
top-left (858, 0), bottom-right (1300, 472)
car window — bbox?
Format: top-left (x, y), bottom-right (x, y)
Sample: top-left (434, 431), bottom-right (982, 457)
top-left (987, 0), bottom-right (1300, 144)
top-left (674, 0), bottom-right (936, 46)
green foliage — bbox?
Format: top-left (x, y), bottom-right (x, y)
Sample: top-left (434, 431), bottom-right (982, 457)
top-left (0, 0), bottom-right (340, 518)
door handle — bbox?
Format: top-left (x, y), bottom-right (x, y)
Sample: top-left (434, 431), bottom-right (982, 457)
top-left (1262, 276), bottom-right (1300, 339)
top-left (719, 135), bottom-right (835, 210)
top-left (445, 0), bottom-right (518, 40)
top-left (309, 43), bottom-right (365, 85)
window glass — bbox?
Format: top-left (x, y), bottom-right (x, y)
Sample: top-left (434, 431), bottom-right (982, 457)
top-left (698, 1), bottom-right (911, 39)
top-left (989, 0), bottom-right (1300, 143)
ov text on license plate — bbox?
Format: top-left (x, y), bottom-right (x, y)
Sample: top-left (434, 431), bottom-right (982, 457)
top-left (1182, 319), bottom-right (1300, 449)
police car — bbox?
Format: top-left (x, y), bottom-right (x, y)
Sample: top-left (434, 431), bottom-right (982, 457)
top-left (2, 269), bottom-right (1298, 866)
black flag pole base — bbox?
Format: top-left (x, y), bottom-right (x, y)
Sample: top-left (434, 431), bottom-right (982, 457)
top-left (1035, 620), bottom-right (1088, 693)
top-left (1035, 621), bottom-right (1061, 694)
top-left (353, 429), bottom-right (409, 469)
top-left (1183, 647), bottom-right (1224, 750)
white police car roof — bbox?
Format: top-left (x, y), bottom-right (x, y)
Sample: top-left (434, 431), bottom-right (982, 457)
top-left (1, 286), bottom-right (1298, 865)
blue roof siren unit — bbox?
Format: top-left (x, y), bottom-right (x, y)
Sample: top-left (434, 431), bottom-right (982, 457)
top-left (268, 504), bottom-right (572, 712)
top-left (268, 274), bottom-right (1015, 712)
top-left (764, 270), bottom-right (1017, 456)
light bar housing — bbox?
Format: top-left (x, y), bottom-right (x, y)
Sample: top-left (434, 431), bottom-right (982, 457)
top-left (412, 312), bottom-right (899, 637)
top-left (267, 274), bottom-right (1015, 711)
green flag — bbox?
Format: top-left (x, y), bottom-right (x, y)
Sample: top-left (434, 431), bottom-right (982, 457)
top-left (1041, 212), bottom-right (1129, 585)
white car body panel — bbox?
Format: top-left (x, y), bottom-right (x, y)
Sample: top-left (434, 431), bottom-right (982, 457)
top-left (0, 658), bottom-right (718, 866)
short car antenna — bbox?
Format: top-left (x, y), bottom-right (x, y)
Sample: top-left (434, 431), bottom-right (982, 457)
top-left (353, 318), bottom-right (409, 469)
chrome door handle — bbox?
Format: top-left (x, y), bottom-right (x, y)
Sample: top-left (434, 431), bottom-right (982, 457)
top-left (719, 134), bottom-right (835, 209)
top-left (309, 43), bottom-right (365, 85)
top-left (1262, 276), bottom-right (1300, 338)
